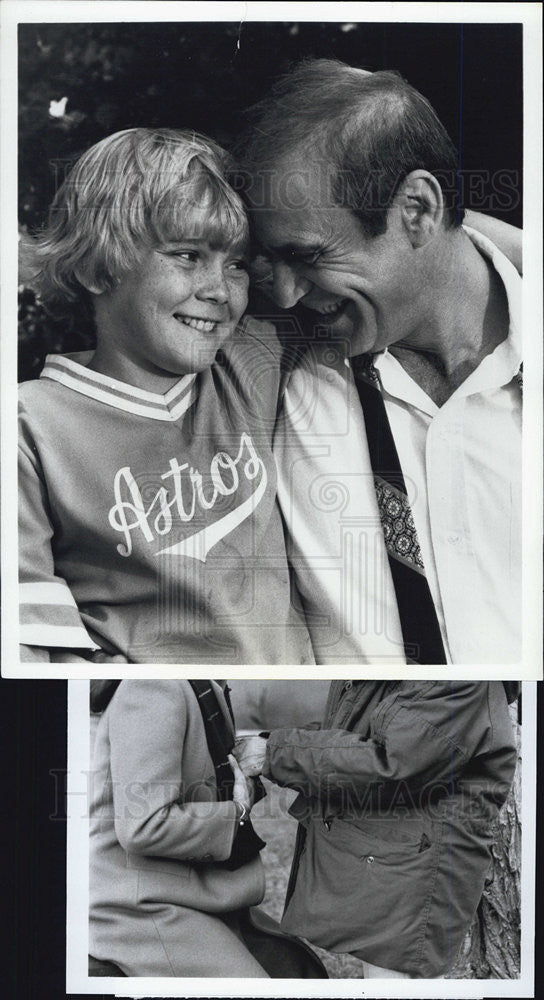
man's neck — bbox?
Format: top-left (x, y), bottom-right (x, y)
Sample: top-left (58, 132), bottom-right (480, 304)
top-left (389, 229), bottom-right (510, 406)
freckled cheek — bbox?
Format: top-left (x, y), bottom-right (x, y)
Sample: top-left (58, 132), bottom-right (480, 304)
top-left (231, 285), bottom-right (249, 320)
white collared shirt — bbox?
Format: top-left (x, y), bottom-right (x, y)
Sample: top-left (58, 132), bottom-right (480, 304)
top-left (275, 227), bottom-right (521, 664)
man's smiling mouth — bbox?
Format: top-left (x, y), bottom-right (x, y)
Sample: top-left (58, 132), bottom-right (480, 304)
top-left (303, 298), bottom-right (349, 321)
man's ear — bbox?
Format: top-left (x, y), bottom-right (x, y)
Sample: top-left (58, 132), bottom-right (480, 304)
top-left (397, 170), bottom-right (444, 248)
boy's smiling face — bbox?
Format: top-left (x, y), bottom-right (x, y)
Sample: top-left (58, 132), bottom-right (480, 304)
top-left (90, 236), bottom-right (249, 391)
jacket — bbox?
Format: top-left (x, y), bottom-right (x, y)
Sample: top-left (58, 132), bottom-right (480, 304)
top-left (263, 680), bottom-right (518, 977)
top-left (89, 679), bottom-right (265, 975)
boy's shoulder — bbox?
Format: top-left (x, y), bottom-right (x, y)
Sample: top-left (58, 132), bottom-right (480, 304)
top-left (234, 312), bottom-right (314, 378)
top-left (19, 368), bottom-right (60, 410)
top-left (235, 314), bottom-right (283, 360)
top-left (19, 359), bottom-right (71, 412)
top-left (18, 354), bottom-right (95, 437)
top-left (220, 314), bottom-right (283, 387)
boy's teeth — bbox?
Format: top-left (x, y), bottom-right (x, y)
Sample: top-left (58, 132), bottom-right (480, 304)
top-left (176, 315), bottom-right (216, 332)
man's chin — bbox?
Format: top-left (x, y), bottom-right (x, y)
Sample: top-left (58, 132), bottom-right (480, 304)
top-left (319, 315), bottom-right (375, 357)
top-left (340, 305), bottom-right (379, 356)
top-left (347, 328), bottom-right (377, 357)
top-left (300, 301), bottom-right (378, 354)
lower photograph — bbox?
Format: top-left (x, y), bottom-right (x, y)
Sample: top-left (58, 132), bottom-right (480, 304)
top-left (66, 678), bottom-right (532, 997)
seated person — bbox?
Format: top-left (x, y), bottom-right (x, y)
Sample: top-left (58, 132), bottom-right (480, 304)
top-left (233, 679), bottom-right (519, 978)
top-left (89, 678), bottom-right (327, 977)
top-left (18, 128), bottom-right (313, 664)
top-left (239, 59), bottom-right (523, 664)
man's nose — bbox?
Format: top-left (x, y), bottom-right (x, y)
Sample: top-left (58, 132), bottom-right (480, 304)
top-left (196, 263), bottom-right (229, 304)
top-left (271, 261), bottom-right (312, 309)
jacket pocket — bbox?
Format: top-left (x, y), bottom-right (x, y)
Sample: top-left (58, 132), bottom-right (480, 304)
top-left (281, 813), bottom-right (439, 970)
top-left (334, 814), bottom-right (431, 854)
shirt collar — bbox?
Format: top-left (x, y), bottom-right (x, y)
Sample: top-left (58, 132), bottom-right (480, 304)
top-left (459, 224), bottom-right (521, 392)
top-left (40, 352), bottom-right (198, 422)
top-left (373, 225), bottom-right (521, 409)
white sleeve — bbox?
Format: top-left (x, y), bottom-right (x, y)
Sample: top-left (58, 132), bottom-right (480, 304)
top-left (273, 349), bottom-right (405, 664)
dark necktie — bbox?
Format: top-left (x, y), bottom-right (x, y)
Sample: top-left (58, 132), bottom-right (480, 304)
top-left (350, 355), bottom-right (447, 664)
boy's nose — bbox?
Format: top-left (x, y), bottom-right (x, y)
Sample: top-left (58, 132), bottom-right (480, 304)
top-left (196, 264), bottom-right (229, 304)
top-left (271, 261), bottom-right (312, 309)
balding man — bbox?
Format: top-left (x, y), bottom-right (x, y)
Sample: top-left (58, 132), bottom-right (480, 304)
top-left (239, 59), bottom-right (522, 665)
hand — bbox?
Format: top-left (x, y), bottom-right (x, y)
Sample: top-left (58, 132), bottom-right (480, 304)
top-left (232, 735), bottom-right (268, 778)
top-left (228, 753), bottom-right (255, 812)
top-left (92, 651), bottom-right (129, 663)
top-left (49, 649), bottom-right (128, 663)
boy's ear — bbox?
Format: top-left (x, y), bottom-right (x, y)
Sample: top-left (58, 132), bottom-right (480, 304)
top-left (75, 269), bottom-right (106, 296)
top-left (397, 170), bottom-right (444, 248)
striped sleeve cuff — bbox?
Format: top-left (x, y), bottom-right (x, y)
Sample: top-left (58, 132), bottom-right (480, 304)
top-left (19, 581), bottom-right (100, 650)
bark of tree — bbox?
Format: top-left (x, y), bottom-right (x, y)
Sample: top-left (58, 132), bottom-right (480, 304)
top-left (452, 705), bottom-right (521, 978)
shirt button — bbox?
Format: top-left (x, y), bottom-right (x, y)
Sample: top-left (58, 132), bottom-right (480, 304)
top-left (366, 856), bottom-right (375, 864)
top-left (447, 533), bottom-right (462, 546)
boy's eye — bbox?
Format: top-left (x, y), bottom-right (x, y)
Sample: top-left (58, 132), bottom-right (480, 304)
top-left (172, 250), bottom-right (199, 263)
top-left (229, 259), bottom-right (249, 272)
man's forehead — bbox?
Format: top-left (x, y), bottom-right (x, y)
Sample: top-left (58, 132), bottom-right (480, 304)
top-left (247, 158), bottom-right (341, 248)
top-left (247, 153), bottom-right (337, 214)
top-left (250, 199), bottom-right (352, 259)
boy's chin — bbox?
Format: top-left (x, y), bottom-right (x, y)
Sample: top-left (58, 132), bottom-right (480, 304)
top-left (173, 349), bottom-right (226, 375)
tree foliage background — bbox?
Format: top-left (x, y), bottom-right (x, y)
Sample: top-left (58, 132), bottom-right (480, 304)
top-left (18, 19), bottom-right (522, 380)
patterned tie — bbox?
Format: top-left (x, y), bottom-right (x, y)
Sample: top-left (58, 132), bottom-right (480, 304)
top-left (350, 355), bottom-right (447, 664)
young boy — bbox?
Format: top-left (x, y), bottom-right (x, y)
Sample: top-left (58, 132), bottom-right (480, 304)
top-left (19, 128), bottom-right (313, 664)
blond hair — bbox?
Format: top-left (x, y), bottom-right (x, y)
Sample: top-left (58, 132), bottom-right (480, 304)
top-left (24, 128), bottom-right (248, 305)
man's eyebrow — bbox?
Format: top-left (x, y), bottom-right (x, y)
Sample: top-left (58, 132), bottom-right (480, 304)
top-left (259, 240), bottom-right (324, 257)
